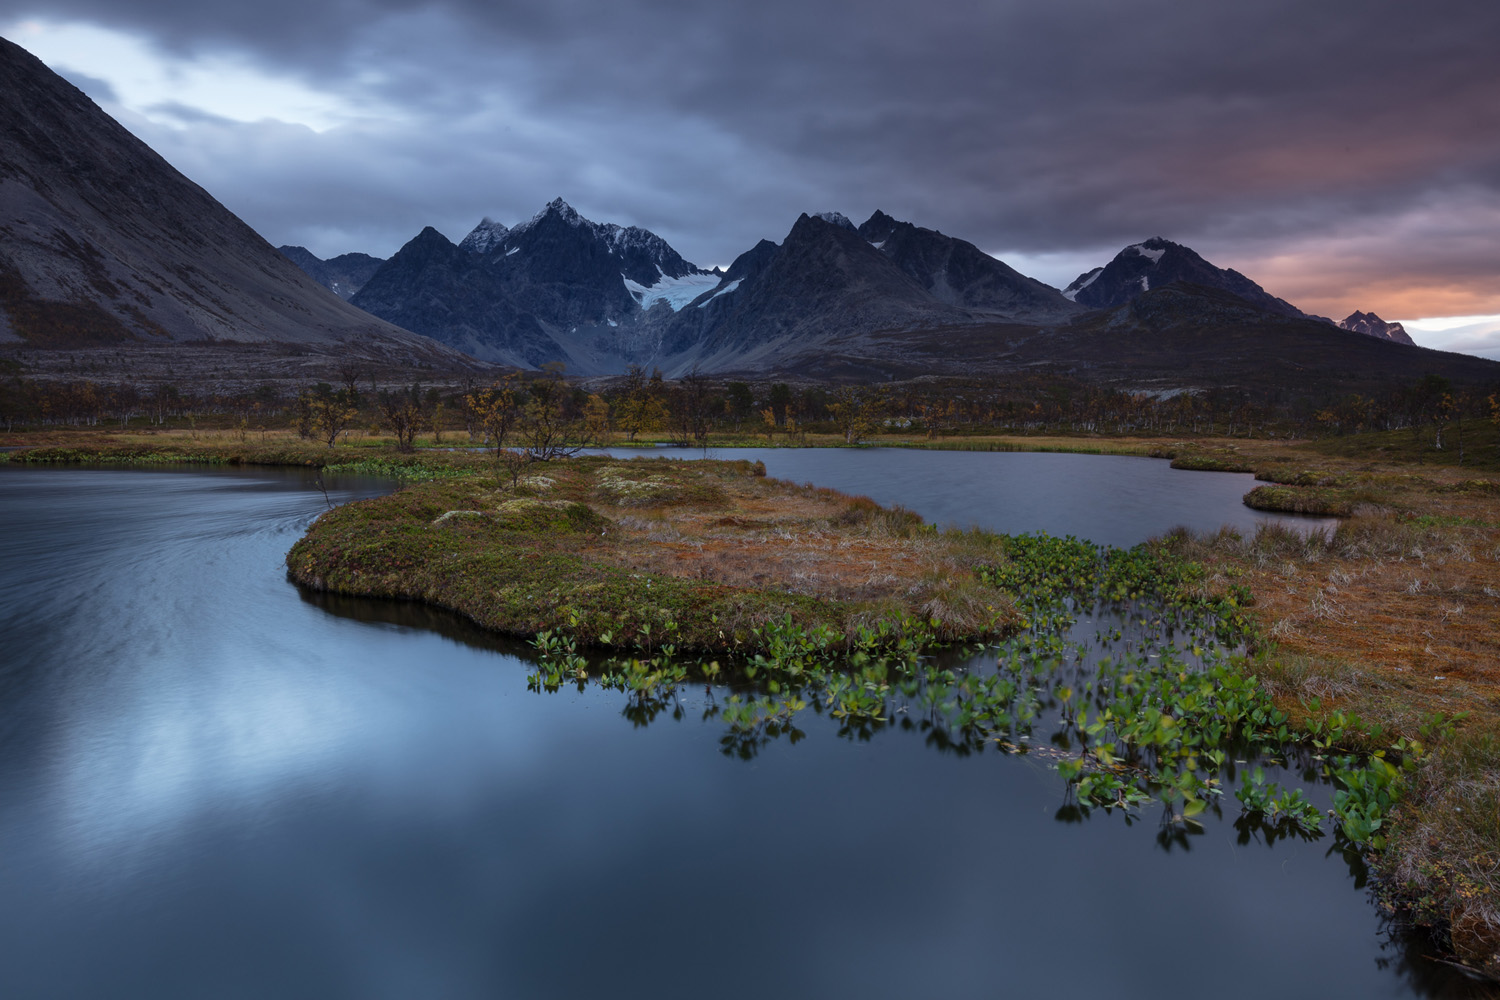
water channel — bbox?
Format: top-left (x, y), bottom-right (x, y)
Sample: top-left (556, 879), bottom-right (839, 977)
top-left (0, 455), bottom-right (1478, 997)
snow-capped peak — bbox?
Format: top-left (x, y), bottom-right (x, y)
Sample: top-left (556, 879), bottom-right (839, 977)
top-left (815, 211), bottom-right (857, 231)
top-left (1130, 242), bottom-right (1166, 264)
top-left (459, 217), bottom-right (511, 254)
top-left (509, 197), bottom-right (589, 238)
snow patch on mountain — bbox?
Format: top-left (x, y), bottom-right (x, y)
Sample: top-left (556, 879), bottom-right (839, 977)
top-left (1131, 243), bottom-right (1165, 264)
top-left (1062, 266), bottom-right (1103, 302)
top-left (623, 270), bottom-right (722, 311)
top-left (815, 211), bottom-right (857, 231)
top-left (698, 278), bottom-right (743, 307)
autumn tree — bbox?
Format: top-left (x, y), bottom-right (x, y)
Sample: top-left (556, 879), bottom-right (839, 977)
top-left (300, 382), bottom-right (362, 447)
top-left (827, 386), bottom-right (885, 445)
top-left (517, 364), bottom-right (597, 460)
top-left (464, 376), bottom-right (523, 483)
top-left (613, 365), bottom-right (667, 442)
top-left (378, 383), bottom-right (431, 453)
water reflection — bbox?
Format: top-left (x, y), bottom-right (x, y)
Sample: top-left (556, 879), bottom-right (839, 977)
top-left (0, 462), bottom-right (1482, 998)
top-left (597, 446), bottom-right (1338, 547)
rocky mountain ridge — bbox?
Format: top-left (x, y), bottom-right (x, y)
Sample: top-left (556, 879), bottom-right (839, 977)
top-left (340, 202), bottom-right (1093, 373)
top-left (1060, 237), bottom-right (1419, 348)
top-left (1338, 310), bottom-right (1415, 345)
top-left (0, 36), bottom-right (458, 365)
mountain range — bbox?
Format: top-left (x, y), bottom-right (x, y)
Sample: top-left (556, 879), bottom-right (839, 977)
top-left (0, 34), bottom-right (1480, 394)
top-left (287, 204), bottom-right (1422, 375)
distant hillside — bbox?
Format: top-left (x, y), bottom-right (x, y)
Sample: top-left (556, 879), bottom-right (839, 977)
top-left (277, 246), bottom-right (385, 301)
top-left (0, 36), bottom-right (460, 366)
top-left (790, 282), bottom-right (1500, 391)
top-left (1060, 238), bottom-right (1425, 347)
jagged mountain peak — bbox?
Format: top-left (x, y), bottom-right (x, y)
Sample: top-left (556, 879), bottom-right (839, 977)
top-left (1339, 310), bottom-right (1415, 345)
top-left (410, 225), bottom-right (457, 250)
top-left (848, 209), bottom-right (1080, 321)
top-left (459, 217), bottom-right (510, 253)
top-left (543, 196), bottom-right (580, 219)
top-left (277, 245), bottom-right (386, 301)
top-left (507, 197), bottom-right (586, 238)
top-left (814, 211), bottom-right (857, 231)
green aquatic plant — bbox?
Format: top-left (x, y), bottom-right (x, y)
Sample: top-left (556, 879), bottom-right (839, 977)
top-left (506, 528), bottom-right (1426, 873)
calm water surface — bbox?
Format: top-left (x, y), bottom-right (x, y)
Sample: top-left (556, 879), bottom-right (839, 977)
top-left (601, 446), bottom-right (1335, 546)
top-left (0, 459), bottom-right (1472, 998)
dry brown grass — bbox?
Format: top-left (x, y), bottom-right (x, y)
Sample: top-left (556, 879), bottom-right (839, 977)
top-left (580, 471), bottom-right (1010, 639)
top-left (1160, 460), bottom-right (1500, 977)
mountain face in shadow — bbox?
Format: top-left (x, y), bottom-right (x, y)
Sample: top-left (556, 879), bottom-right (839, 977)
top-left (348, 206), bottom-right (1090, 374)
top-left (0, 36), bottom-right (458, 364)
top-left (276, 246), bottom-right (385, 301)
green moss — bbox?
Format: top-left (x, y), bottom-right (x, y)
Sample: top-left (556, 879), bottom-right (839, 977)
top-left (1243, 484), bottom-right (1355, 516)
top-left (1170, 453), bottom-right (1256, 473)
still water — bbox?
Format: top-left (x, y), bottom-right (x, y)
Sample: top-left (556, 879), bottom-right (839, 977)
top-left (0, 459), bottom-right (1473, 998)
top-left (600, 446), bottom-right (1335, 546)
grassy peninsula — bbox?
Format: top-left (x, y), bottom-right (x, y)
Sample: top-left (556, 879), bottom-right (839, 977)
top-left (285, 454), bottom-right (1018, 652)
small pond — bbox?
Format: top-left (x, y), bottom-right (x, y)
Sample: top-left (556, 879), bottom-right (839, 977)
top-left (0, 457), bottom-right (1475, 998)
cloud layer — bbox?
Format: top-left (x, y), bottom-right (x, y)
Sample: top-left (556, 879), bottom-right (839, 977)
top-left (4, 0), bottom-right (1498, 323)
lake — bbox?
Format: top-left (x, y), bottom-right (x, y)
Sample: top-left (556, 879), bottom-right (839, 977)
top-left (0, 456), bottom-right (1473, 998)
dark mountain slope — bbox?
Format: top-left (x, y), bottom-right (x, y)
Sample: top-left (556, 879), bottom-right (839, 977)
top-left (654, 213), bottom-right (973, 371)
top-left (0, 36), bottom-right (453, 363)
top-left (801, 283), bottom-right (1500, 391)
top-left (277, 246), bottom-right (385, 300)
top-left (348, 227), bottom-right (559, 367)
top-left (1062, 238), bottom-right (1310, 319)
top-left (857, 210), bottom-right (1080, 322)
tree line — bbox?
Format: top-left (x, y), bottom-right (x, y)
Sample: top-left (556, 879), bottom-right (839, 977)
top-left (3, 362), bottom-right (1498, 459)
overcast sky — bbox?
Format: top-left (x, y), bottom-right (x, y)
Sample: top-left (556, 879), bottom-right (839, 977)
top-left (4, 0), bottom-right (1498, 356)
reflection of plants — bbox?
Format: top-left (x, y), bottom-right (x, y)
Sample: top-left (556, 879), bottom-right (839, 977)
top-left (515, 531), bottom-right (1443, 868)
top-left (1235, 766), bottom-right (1323, 832)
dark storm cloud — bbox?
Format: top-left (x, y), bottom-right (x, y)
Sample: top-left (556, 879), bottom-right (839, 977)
top-left (4, 0), bottom-right (1498, 317)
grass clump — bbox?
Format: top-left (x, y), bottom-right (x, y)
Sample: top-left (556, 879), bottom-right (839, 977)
top-left (1244, 484), bottom-right (1357, 516)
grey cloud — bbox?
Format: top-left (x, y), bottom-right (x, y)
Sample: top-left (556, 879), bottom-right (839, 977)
top-left (54, 64), bottom-right (117, 103)
top-left (4, 0), bottom-right (1498, 318)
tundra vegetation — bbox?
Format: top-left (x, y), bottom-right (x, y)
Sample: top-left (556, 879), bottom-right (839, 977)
top-left (4, 369), bottom-right (1500, 982)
